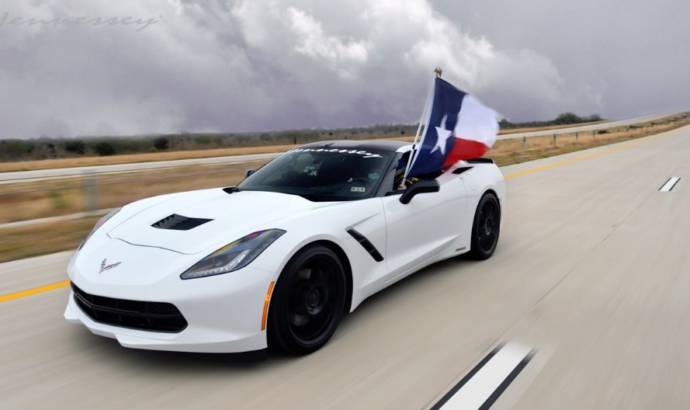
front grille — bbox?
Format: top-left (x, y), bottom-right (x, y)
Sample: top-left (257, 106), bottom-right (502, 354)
top-left (71, 283), bottom-right (187, 333)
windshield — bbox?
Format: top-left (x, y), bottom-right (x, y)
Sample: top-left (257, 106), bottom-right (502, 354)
top-left (238, 147), bottom-right (395, 201)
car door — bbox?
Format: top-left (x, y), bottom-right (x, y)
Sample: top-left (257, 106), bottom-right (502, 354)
top-left (381, 155), bottom-right (469, 283)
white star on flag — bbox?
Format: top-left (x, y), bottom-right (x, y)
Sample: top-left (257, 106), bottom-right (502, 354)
top-left (430, 114), bottom-right (453, 155)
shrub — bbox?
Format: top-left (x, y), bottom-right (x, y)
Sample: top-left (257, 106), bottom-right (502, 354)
top-left (554, 113), bottom-right (582, 125)
top-left (94, 141), bottom-right (116, 156)
top-left (153, 136), bottom-right (169, 150)
top-left (64, 139), bottom-right (86, 155)
top-left (0, 139), bottom-right (34, 160)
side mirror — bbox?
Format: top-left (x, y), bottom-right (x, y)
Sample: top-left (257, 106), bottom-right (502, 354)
top-left (399, 179), bottom-right (440, 204)
top-left (245, 169), bottom-right (256, 178)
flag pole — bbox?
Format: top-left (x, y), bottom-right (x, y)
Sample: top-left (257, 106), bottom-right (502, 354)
top-left (402, 67), bottom-right (441, 185)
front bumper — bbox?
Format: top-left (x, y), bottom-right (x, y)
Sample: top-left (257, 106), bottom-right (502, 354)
top-left (64, 292), bottom-right (266, 352)
top-left (65, 246), bottom-right (274, 353)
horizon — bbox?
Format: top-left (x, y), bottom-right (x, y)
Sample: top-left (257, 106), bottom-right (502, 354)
top-left (3, 111), bottom-right (608, 141)
top-left (0, 0), bottom-right (688, 140)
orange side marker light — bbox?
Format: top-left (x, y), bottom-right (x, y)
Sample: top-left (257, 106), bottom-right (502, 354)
top-left (261, 281), bottom-right (276, 331)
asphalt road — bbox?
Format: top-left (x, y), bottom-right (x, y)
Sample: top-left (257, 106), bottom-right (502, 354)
top-left (0, 113), bottom-right (674, 185)
top-left (1, 124), bottom-right (689, 409)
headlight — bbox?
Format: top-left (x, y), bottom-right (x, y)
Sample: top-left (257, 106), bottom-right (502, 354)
top-left (79, 207), bottom-right (121, 250)
top-left (180, 229), bottom-right (286, 280)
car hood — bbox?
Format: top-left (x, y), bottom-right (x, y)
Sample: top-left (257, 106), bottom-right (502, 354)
top-left (108, 189), bottom-right (330, 255)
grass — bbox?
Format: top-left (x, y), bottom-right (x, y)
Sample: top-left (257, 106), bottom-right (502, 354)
top-left (0, 160), bottom-right (267, 223)
top-left (498, 120), bottom-right (605, 135)
top-left (0, 217), bottom-right (98, 262)
top-left (486, 121), bottom-right (682, 166)
top-left (0, 112), bottom-right (688, 263)
top-left (0, 145), bottom-right (296, 173)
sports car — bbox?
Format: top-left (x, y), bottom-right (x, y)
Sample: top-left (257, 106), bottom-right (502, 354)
top-left (64, 140), bottom-right (505, 354)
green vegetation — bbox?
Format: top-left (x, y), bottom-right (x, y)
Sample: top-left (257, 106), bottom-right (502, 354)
top-left (0, 113), bottom-right (601, 162)
top-left (0, 125), bottom-right (417, 162)
top-left (499, 112), bottom-right (603, 129)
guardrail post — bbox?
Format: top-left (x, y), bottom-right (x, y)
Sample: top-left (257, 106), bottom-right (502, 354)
top-left (83, 171), bottom-right (98, 212)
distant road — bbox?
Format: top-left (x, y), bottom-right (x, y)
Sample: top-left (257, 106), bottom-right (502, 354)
top-left (0, 112), bottom-right (675, 184)
top-left (496, 112), bottom-right (671, 140)
top-left (0, 152), bottom-right (280, 184)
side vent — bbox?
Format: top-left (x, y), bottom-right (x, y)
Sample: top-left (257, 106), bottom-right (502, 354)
top-left (152, 214), bottom-right (212, 231)
top-left (465, 158), bottom-right (494, 164)
top-left (453, 166), bottom-right (472, 175)
top-left (347, 228), bottom-right (384, 262)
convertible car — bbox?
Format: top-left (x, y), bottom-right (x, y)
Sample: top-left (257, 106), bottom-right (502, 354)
top-left (64, 140), bottom-right (505, 354)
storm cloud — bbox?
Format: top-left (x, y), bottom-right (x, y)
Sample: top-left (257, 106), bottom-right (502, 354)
top-left (0, 0), bottom-right (687, 138)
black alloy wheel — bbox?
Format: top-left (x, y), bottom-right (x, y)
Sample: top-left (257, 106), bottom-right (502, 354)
top-left (467, 192), bottom-right (501, 260)
top-left (268, 245), bottom-right (347, 355)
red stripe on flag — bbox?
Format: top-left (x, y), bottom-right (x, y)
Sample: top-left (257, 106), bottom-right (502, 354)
top-left (443, 137), bottom-right (488, 168)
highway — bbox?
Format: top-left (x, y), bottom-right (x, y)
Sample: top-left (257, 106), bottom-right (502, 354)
top-left (0, 113), bottom-right (674, 185)
top-left (1, 124), bottom-right (689, 409)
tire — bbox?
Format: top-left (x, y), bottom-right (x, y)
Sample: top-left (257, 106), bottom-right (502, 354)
top-left (467, 192), bottom-right (501, 260)
top-left (267, 245), bottom-right (347, 355)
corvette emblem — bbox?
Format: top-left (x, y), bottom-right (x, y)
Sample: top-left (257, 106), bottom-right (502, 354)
top-left (99, 258), bottom-right (121, 274)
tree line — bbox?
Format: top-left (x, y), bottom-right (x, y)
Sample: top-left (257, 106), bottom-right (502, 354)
top-left (499, 112), bottom-right (603, 129)
top-left (0, 113), bottom-right (601, 162)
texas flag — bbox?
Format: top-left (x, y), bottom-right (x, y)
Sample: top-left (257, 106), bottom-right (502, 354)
top-left (406, 78), bottom-right (498, 178)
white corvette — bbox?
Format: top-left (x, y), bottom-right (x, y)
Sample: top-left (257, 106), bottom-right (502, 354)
top-left (64, 140), bottom-right (505, 354)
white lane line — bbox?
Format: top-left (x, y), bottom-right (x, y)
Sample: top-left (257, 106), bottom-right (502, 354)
top-left (433, 343), bottom-right (533, 410)
top-left (659, 176), bottom-right (681, 192)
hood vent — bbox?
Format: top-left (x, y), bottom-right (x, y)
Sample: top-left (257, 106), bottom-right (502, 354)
top-left (152, 214), bottom-right (212, 231)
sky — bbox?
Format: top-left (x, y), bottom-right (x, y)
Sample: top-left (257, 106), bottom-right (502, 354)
top-left (0, 0), bottom-right (687, 139)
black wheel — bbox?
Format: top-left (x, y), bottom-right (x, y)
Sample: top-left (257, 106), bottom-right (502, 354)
top-left (467, 192), bottom-right (501, 260)
top-left (267, 245), bottom-right (347, 355)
